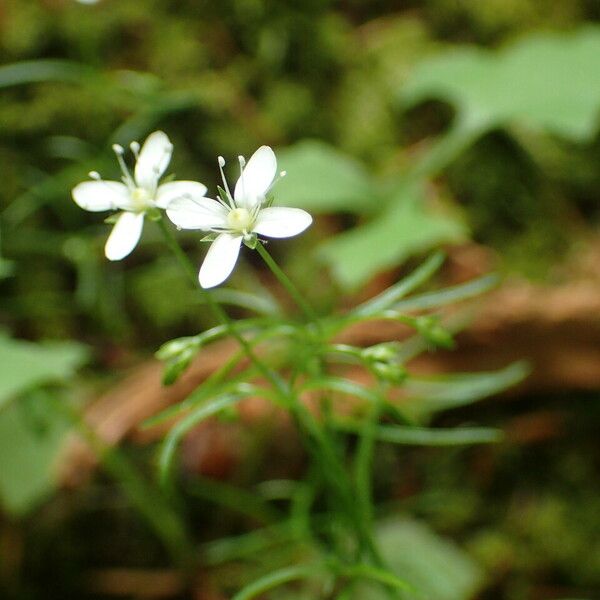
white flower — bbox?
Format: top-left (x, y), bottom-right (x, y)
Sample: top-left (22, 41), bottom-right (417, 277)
top-left (166, 145), bottom-right (312, 288)
top-left (72, 131), bottom-right (207, 261)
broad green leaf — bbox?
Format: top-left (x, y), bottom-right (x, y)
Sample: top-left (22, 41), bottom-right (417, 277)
top-left (319, 182), bottom-right (467, 290)
top-left (354, 517), bottom-right (484, 600)
top-left (0, 333), bottom-right (89, 409)
top-left (401, 27), bottom-right (600, 142)
top-left (273, 140), bottom-right (376, 214)
top-left (0, 394), bottom-right (70, 515)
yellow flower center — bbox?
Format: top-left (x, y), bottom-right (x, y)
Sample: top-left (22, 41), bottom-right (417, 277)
top-left (227, 207), bottom-right (253, 232)
top-left (131, 187), bottom-right (152, 211)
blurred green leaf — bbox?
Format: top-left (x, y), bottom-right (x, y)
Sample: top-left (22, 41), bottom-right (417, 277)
top-left (0, 60), bottom-right (93, 89)
top-left (392, 274), bottom-right (499, 312)
top-left (335, 421), bottom-right (502, 446)
top-left (0, 257), bottom-right (14, 279)
top-left (354, 517), bottom-right (484, 600)
top-left (0, 393), bottom-right (70, 515)
top-left (401, 27), bottom-right (600, 141)
top-left (355, 251), bottom-right (446, 317)
top-left (274, 140), bottom-right (376, 214)
top-left (0, 333), bottom-right (88, 409)
top-left (158, 392), bottom-right (249, 488)
top-left (403, 362), bottom-right (529, 422)
top-left (319, 182), bottom-right (467, 289)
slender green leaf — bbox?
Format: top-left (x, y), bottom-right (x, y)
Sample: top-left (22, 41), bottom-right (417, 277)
top-left (392, 273), bottom-right (499, 312)
top-left (355, 251), bottom-right (445, 316)
top-left (158, 393), bottom-right (248, 487)
top-left (403, 362), bottom-right (529, 421)
top-left (0, 60), bottom-right (94, 89)
top-left (336, 421), bottom-right (503, 446)
top-left (231, 564), bottom-right (318, 600)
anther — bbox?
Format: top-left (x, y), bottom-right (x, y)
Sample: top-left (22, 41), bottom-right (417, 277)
top-left (112, 144), bottom-right (124, 155)
top-left (130, 141), bottom-right (140, 157)
top-left (88, 171), bottom-right (101, 180)
top-left (238, 155), bottom-right (246, 168)
top-left (218, 156), bottom-right (226, 168)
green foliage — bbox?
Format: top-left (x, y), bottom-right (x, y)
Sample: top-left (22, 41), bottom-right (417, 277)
top-left (353, 518), bottom-right (484, 600)
top-left (0, 333), bottom-right (88, 515)
top-left (401, 27), bottom-right (600, 142)
top-left (0, 391), bottom-right (70, 516)
top-left (319, 181), bottom-right (467, 289)
top-left (0, 332), bottom-right (88, 409)
top-left (401, 362), bottom-right (529, 422)
top-left (275, 140), bottom-right (375, 214)
top-left (0, 2), bottom-right (597, 597)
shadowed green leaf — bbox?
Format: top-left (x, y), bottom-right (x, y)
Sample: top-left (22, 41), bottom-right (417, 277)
top-left (274, 140), bottom-right (376, 214)
top-left (0, 333), bottom-right (88, 409)
top-left (354, 517), bottom-right (484, 600)
top-left (319, 182), bottom-right (466, 289)
top-left (403, 362), bottom-right (529, 421)
top-left (401, 27), bottom-right (600, 141)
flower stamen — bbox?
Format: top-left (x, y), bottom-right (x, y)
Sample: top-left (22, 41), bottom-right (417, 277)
top-left (112, 143), bottom-right (135, 188)
top-left (217, 156), bottom-right (235, 208)
top-left (226, 207), bottom-right (253, 232)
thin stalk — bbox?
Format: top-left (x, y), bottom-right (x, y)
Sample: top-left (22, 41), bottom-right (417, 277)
top-left (255, 242), bottom-right (318, 322)
top-left (156, 217), bottom-right (287, 396)
top-left (254, 242), bottom-right (387, 567)
top-left (156, 218), bottom-right (386, 581)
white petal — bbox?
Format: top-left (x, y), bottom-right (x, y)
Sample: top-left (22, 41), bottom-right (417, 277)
top-left (253, 207), bottom-right (312, 239)
top-left (166, 196), bottom-right (228, 230)
top-left (72, 180), bottom-right (129, 212)
top-left (104, 212), bottom-right (144, 261)
top-left (234, 145), bottom-right (277, 209)
top-left (199, 233), bottom-right (242, 288)
top-left (155, 181), bottom-right (208, 209)
top-left (134, 131), bottom-right (173, 190)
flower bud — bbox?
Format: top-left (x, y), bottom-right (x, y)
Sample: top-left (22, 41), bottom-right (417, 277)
top-left (414, 316), bottom-right (454, 349)
top-left (362, 342), bottom-right (402, 363)
top-left (371, 361), bottom-right (407, 385)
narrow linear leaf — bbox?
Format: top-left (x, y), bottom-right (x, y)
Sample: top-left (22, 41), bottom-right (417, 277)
top-left (355, 251), bottom-right (446, 316)
top-left (231, 564), bottom-right (318, 600)
top-left (336, 421), bottom-right (503, 446)
top-left (0, 60), bottom-right (94, 88)
top-left (403, 362), bottom-right (529, 420)
top-left (392, 273), bottom-right (499, 312)
top-left (158, 393), bottom-right (247, 487)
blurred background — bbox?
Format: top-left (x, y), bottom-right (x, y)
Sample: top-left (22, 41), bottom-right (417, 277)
top-left (0, 1), bottom-right (599, 598)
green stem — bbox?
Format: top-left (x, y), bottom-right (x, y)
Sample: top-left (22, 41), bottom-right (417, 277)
top-left (254, 243), bottom-right (388, 566)
top-left (255, 242), bottom-right (318, 322)
top-left (156, 217), bottom-right (287, 396)
top-left (157, 218), bottom-right (386, 579)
